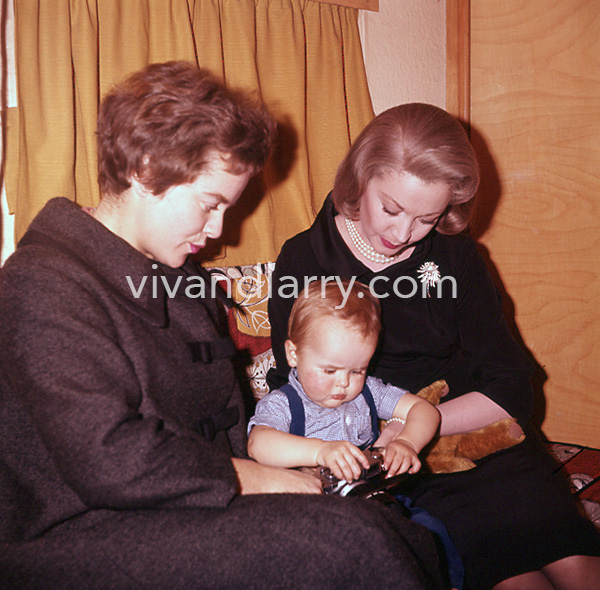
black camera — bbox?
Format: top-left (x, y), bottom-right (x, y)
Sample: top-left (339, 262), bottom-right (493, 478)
top-left (318, 447), bottom-right (407, 498)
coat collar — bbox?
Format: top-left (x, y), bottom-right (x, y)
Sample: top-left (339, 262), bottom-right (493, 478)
top-left (18, 197), bottom-right (210, 327)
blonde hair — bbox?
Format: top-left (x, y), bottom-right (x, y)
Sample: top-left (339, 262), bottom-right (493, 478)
top-left (332, 103), bottom-right (479, 234)
top-left (287, 280), bottom-right (381, 349)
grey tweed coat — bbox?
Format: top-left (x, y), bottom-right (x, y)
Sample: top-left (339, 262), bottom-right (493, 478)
top-left (0, 198), bottom-right (443, 590)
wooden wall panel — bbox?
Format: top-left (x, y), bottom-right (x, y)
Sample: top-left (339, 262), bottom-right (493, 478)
top-left (445, 0), bottom-right (470, 125)
top-left (468, 0), bottom-right (600, 446)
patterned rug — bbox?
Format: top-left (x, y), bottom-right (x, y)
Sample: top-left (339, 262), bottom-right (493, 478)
top-left (547, 442), bottom-right (600, 528)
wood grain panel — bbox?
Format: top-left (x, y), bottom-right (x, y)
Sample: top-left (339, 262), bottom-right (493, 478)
top-left (469, 0), bottom-right (600, 446)
top-left (446, 0), bottom-right (470, 126)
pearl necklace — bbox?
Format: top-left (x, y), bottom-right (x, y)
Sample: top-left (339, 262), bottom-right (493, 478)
top-left (344, 218), bottom-right (398, 264)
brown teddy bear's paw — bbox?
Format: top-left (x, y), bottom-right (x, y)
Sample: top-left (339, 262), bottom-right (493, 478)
top-left (416, 380), bottom-right (448, 405)
top-left (425, 453), bottom-right (476, 474)
top-left (455, 417), bottom-right (525, 460)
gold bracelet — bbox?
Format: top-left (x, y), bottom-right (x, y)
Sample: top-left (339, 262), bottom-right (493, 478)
top-left (385, 417), bottom-right (406, 426)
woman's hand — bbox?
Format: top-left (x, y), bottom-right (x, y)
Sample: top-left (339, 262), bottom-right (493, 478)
top-left (231, 458), bottom-right (323, 495)
top-left (315, 441), bottom-right (370, 482)
top-left (381, 439), bottom-right (421, 476)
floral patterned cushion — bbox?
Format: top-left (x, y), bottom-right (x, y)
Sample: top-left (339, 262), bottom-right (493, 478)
top-left (209, 263), bottom-right (276, 399)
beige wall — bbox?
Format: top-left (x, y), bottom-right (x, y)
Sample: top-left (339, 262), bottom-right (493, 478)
top-left (359, 0), bottom-right (446, 115)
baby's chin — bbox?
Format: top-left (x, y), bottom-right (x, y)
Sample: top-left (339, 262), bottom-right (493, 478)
top-left (310, 392), bottom-right (363, 408)
top-left (323, 396), bottom-right (352, 408)
top-left (311, 398), bottom-right (345, 409)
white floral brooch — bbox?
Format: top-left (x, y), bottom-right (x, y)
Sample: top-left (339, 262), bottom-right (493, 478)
top-left (417, 262), bottom-right (441, 297)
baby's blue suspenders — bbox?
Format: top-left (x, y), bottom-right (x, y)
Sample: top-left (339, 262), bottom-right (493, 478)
top-left (279, 382), bottom-right (380, 449)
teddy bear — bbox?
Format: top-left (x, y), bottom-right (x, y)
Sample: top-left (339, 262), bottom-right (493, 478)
top-left (413, 380), bottom-right (526, 473)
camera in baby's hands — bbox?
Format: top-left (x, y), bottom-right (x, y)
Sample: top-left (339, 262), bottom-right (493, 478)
top-left (318, 448), bottom-right (408, 498)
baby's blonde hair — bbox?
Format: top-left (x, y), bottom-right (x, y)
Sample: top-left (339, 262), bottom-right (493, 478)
top-left (287, 280), bottom-right (381, 349)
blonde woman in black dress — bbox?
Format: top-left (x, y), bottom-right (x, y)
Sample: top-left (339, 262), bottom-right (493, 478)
top-left (268, 103), bottom-right (600, 590)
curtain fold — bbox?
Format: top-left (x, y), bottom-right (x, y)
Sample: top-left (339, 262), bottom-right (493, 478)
top-left (6, 0), bottom-right (373, 266)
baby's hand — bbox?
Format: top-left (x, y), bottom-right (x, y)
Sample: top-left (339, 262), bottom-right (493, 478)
top-left (316, 441), bottom-right (370, 482)
top-left (382, 439), bottom-right (421, 476)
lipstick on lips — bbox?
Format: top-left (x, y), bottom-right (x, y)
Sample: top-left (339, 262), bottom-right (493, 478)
top-left (189, 244), bottom-right (204, 255)
top-left (380, 236), bottom-right (401, 251)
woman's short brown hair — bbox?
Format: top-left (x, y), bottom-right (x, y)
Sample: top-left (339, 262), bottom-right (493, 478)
top-left (97, 61), bottom-right (276, 197)
top-left (332, 103), bottom-right (479, 234)
top-left (287, 280), bottom-right (381, 350)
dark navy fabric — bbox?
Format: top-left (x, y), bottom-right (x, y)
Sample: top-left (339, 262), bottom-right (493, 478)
top-left (396, 494), bottom-right (464, 590)
top-left (280, 383), bottom-right (306, 438)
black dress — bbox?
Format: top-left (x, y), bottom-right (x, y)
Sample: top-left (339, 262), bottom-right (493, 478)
top-left (268, 193), bottom-right (600, 590)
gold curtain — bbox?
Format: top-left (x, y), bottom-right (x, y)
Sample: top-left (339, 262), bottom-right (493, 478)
top-left (5, 0), bottom-right (373, 266)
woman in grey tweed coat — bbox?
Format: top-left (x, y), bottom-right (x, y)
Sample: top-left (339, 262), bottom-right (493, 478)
top-left (0, 61), bottom-right (443, 590)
